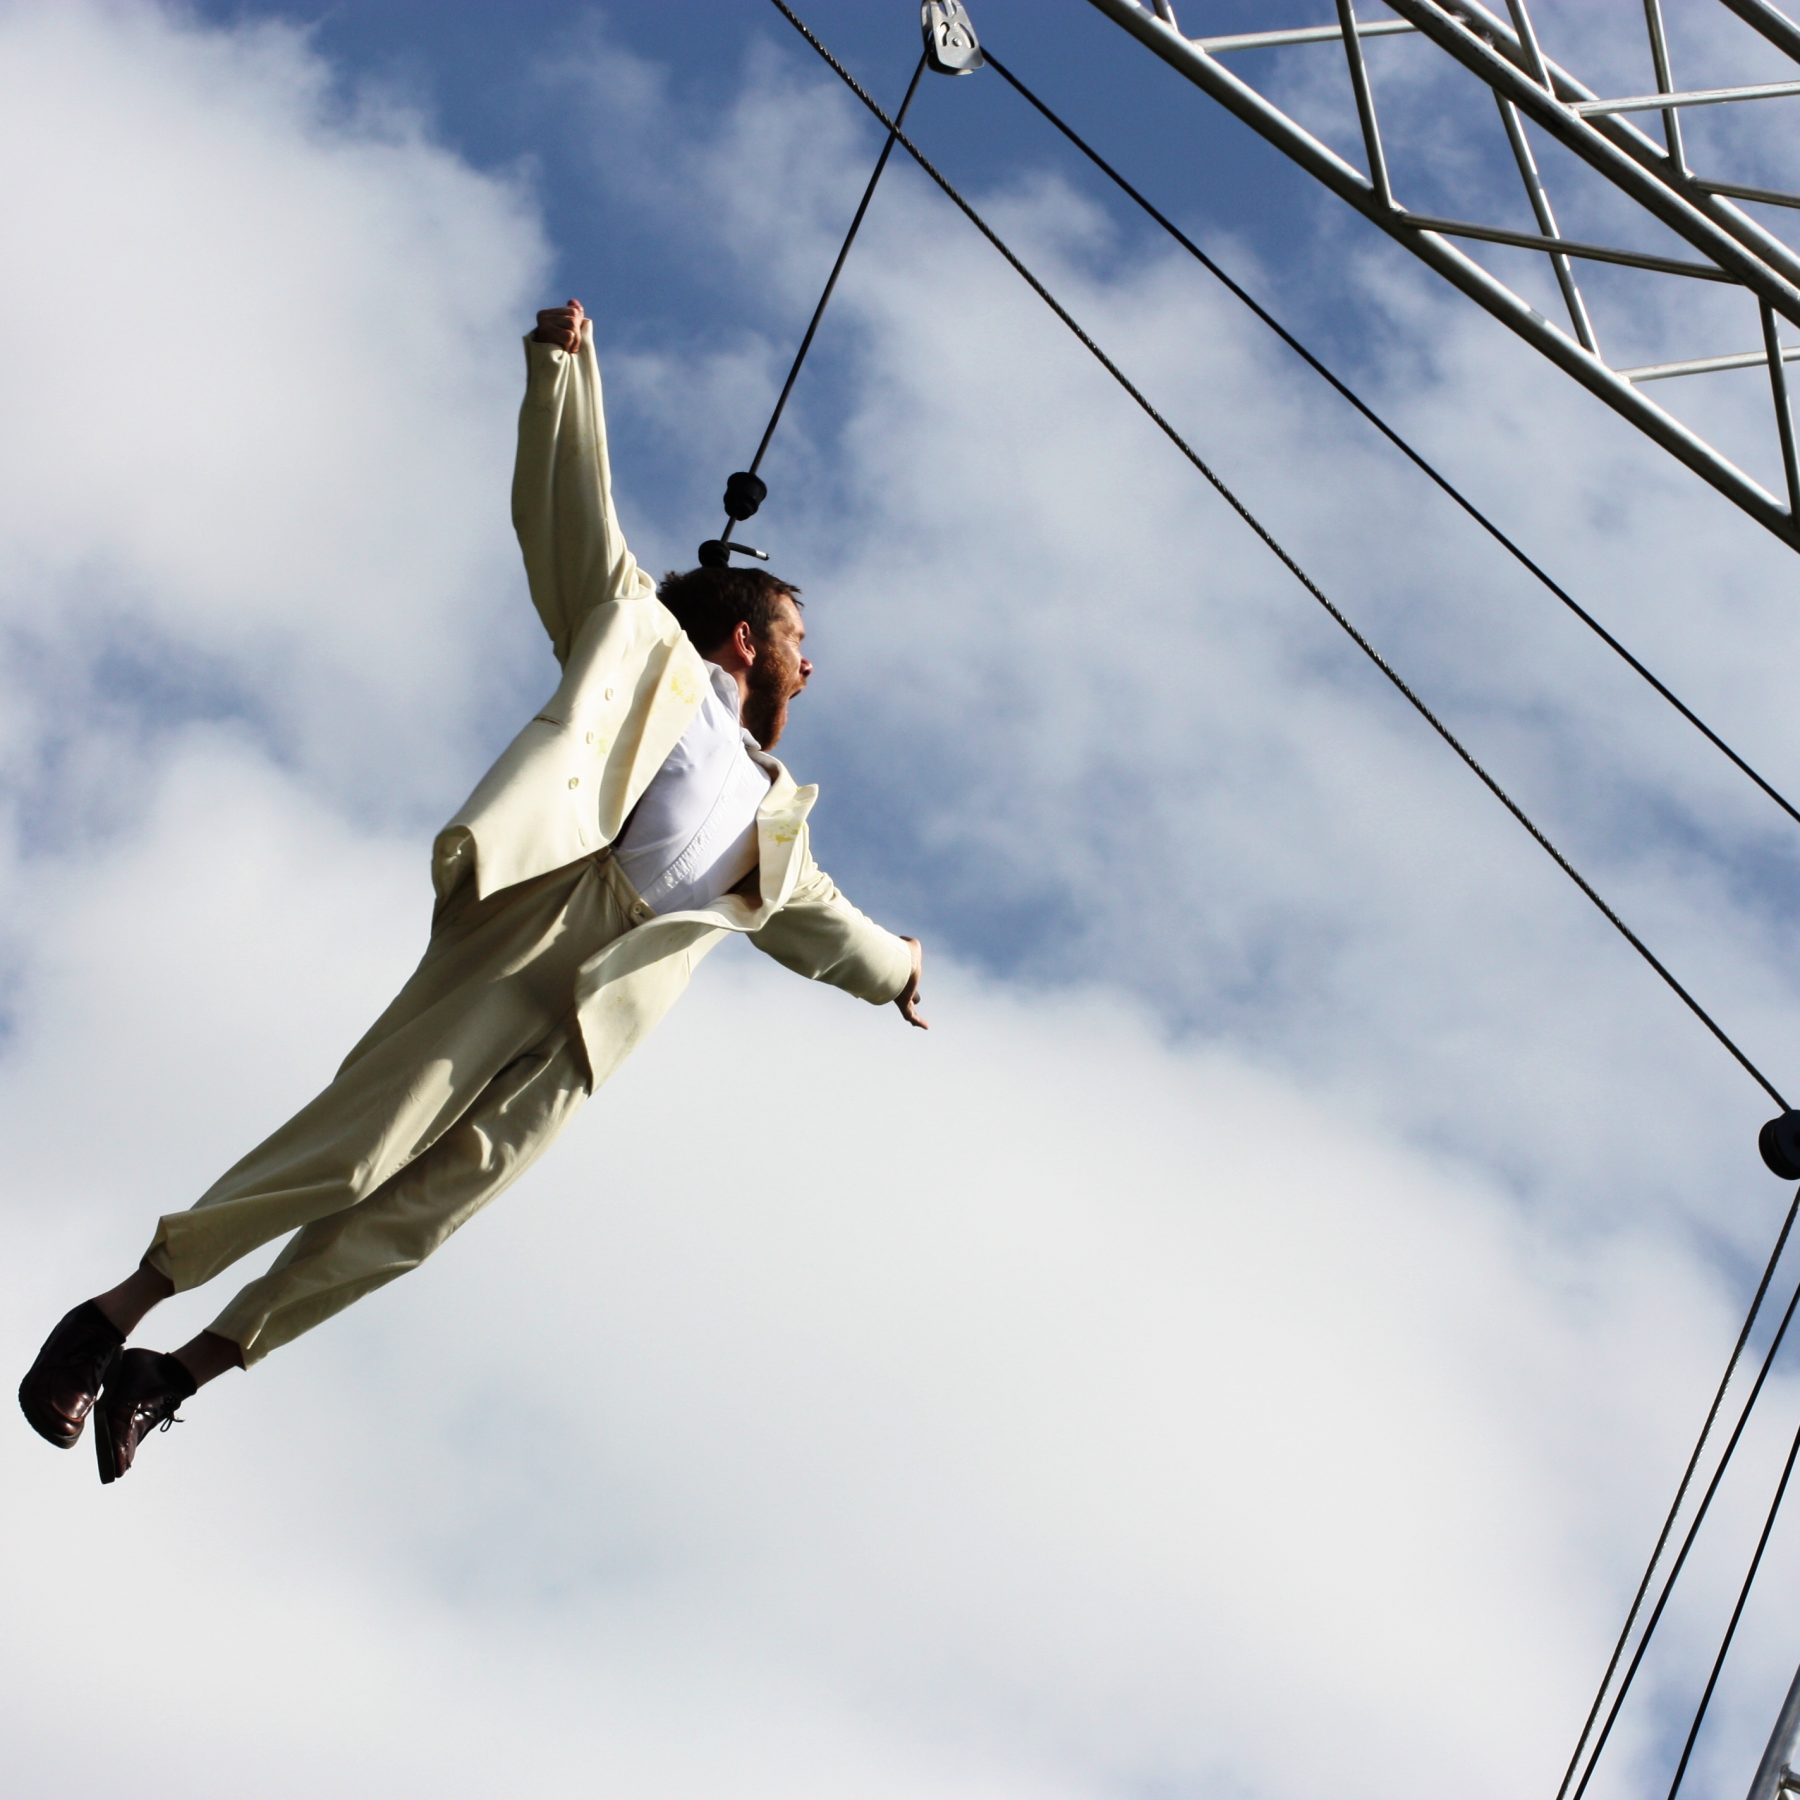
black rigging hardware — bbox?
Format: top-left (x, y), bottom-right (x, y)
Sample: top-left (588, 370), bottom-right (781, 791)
top-left (981, 40), bottom-right (1800, 1189)
top-left (922, 0), bottom-right (984, 75)
top-left (750, 8), bottom-right (1800, 1793)
top-left (697, 47), bottom-right (933, 572)
top-left (761, 0), bottom-right (1787, 1122)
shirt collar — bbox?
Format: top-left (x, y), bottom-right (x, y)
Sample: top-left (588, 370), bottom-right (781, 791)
top-left (703, 660), bottom-right (762, 749)
top-left (703, 661), bottom-right (741, 714)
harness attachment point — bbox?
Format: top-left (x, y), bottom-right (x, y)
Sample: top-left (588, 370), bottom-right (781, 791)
top-left (722, 471), bottom-right (768, 520)
top-left (923, 1), bottom-right (983, 75)
top-left (697, 539), bottom-right (770, 569)
top-left (1760, 1111), bottom-right (1800, 1179)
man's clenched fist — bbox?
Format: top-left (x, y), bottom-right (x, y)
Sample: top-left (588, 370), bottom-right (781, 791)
top-left (532, 298), bottom-right (586, 353)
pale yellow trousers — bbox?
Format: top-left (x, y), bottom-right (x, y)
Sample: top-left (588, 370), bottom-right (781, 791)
top-left (144, 853), bottom-right (641, 1364)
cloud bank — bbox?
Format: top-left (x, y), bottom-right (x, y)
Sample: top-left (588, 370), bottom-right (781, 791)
top-left (5, 6), bottom-right (1800, 1798)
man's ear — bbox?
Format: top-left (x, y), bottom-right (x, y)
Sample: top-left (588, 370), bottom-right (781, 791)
top-left (734, 618), bottom-right (757, 664)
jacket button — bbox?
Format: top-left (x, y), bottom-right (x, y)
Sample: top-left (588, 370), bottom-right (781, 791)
top-left (568, 776), bottom-right (580, 789)
top-left (585, 731), bottom-right (596, 746)
top-left (604, 686), bottom-right (615, 701)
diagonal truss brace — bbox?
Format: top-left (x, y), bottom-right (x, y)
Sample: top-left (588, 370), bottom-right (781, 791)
top-left (1080, 0), bottom-right (1800, 551)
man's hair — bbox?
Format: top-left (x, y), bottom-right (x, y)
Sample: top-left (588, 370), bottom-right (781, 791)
top-left (656, 566), bottom-right (802, 658)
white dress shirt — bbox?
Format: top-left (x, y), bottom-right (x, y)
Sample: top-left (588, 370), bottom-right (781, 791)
top-left (612, 662), bottom-right (772, 915)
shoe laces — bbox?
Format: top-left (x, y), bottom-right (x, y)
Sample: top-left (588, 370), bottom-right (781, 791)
top-left (131, 1394), bottom-right (185, 1432)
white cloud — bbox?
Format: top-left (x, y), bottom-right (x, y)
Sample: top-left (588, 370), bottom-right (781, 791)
top-left (5, 7), bottom-right (1800, 1800)
top-left (0, 0), bottom-right (551, 813)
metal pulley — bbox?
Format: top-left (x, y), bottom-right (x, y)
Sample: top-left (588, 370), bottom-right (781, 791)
top-left (1760, 1110), bottom-right (1800, 1179)
top-left (698, 474), bottom-right (770, 565)
top-left (722, 470), bottom-right (767, 521)
top-left (697, 538), bottom-right (770, 569)
top-left (923, 1), bottom-right (983, 75)
top-left (696, 9), bottom-right (960, 577)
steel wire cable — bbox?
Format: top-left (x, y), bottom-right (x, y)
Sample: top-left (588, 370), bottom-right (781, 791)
top-left (715, 51), bottom-right (929, 556)
top-left (959, 39), bottom-right (1800, 1800)
top-left (761, 0), bottom-right (1789, 1114)
top-left (978, 48), bottom-right (1800, 839)
top-left (1565, 1191), bottom-right (1800, 1799)
top-left (754, 14), bottom-right (1800, 1793)
top-left (958, 39), bottom-right (1800, 1800)
top-left (1666, 1387), bottom-right (1800, 1797)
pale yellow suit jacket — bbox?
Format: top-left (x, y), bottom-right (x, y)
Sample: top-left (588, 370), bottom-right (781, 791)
top-left (429, 325), bottom-right (913, 1087)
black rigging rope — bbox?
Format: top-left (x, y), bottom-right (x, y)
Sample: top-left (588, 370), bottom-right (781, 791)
top-left (958, 43), bottom-right (1800, 1800)
top-left (712, 51), bottom-right (929, 558)
top-left (978, 48), bottom-right (1800, 840)
top-left (760, 0), bottom-right (1789, 1114)
top-left (1565, 1190), bottom-right (1800, 1799)
top-left (949, 45), bottom-right (1800, 1800)
top-left (741, 19), bottom-right (1800, 1790)
top-left (1666, 1394), bottom-right (1800, 1798)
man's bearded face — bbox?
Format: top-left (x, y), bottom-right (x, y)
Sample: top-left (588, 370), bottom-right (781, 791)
top-left (742, 597), bottom-right (809, 748)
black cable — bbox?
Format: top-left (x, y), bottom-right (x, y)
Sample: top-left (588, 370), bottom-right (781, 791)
top-left (761, 0), bottom-right (1789, 1114)
top-left (748, 17), bottom-right (1800, 1797)
top-left (1566, 1196), bottom-right (1800, 1799)
top-left (978, 49), bottom-right (1800, 839)
top-left (714, 51), bottom-right (928, 555)
top-left (1666, 1401), bottom-right (1800, 1796)
top-left (958, 40), bottom-right (1800, 1800)
top-left (955, 41), bottom-right (1800, 1800)
top-left (960, 50), bottom-right (1800, 1800)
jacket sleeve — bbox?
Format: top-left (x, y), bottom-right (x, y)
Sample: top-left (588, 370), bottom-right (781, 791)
top-left (749, 844), bottom-right (915, 1005)
top-left (511, 324), bottom-right (657, 663)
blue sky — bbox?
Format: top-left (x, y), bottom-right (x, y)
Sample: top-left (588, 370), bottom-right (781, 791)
top-left (8, 4), bottom-right (1800, 1797)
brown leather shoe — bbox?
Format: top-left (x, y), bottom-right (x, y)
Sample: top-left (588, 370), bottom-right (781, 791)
top-left (19, 1301), bottom-right (124, 1448)
top-left (93, 1349), bottom-right (196, 1485)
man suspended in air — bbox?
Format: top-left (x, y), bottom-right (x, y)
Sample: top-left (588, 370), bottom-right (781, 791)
top-left (19, 298), bottom-right (929, 1483)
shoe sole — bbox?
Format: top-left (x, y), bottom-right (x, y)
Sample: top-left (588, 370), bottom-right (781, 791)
top-left (93, 1401), bottom-right (122, 1485)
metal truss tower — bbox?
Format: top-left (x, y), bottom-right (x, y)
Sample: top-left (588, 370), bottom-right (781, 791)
top-left (1080, 0), bottom-right (1800, 554)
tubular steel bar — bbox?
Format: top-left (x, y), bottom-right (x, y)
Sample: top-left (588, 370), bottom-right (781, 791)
top-left (1746, 1662), bottom-right (1800, 1800)
top-left (1398, 213), bottom-right (1734, 280)
top-left (1494, 92), bottom-right (1599, 350)
top-left (1385, 0), bottom-right (1800, 316)
top-left (1337, 0), bottom-right (1395, 211)
top-left (1576, 78), bottom-right (1800, 115)
top-left (1077, 0), bottom-right (1800, 548)
top-left (1763, 298), bottom-right (1800, 515)
top-left (1626, 344), bottom-right (1800, 380)
top-left (1195, 18), bottom-right (1416, 53)
top-left (1717, 0), bottom-right (1800, 68)
top-left (1503, 0), bottom-right (1554, 89)
top-left (1442, 0), bottom-right (1800, 298)
top-left (1643, 0), bottom-right (1688, 170)
top-left (1703, 178), bottom-right (1800, 212)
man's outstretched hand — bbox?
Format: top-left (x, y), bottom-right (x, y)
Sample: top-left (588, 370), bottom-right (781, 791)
top-left (895, 937), bottom-right (930, 1030)
top-left (533, 299), bottom-right (586, 353)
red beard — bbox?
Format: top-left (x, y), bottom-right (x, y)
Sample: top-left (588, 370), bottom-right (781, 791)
top-left (742, 654), bottom-right (792, 749)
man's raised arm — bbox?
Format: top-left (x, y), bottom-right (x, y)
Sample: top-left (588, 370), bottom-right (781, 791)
top-left (512, 298), bottom-right (657, 663)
